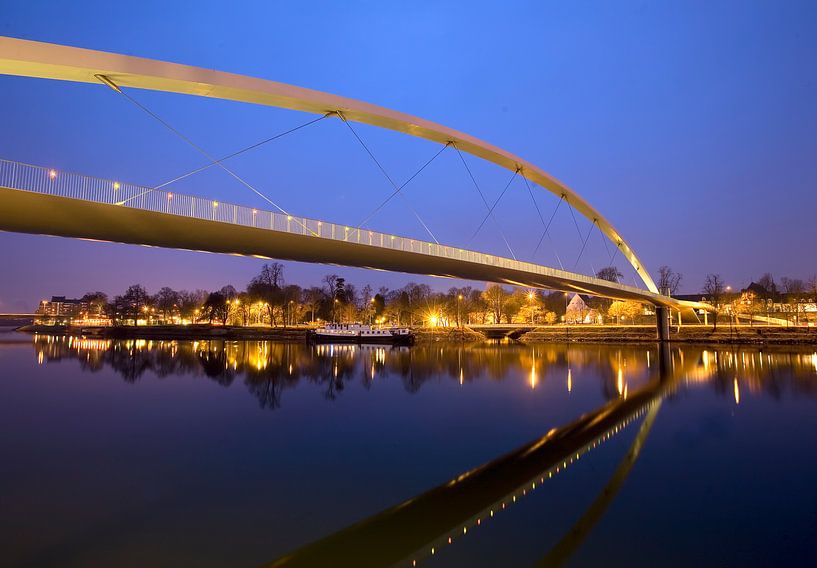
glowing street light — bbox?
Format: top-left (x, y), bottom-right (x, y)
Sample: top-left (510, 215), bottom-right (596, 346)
top-left (48, 169), bottom-right (57, 179)
top-left (527, 290), bottom-right (536, 324)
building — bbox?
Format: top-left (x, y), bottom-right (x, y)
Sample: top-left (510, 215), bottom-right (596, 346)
top-left (36, 295), bottom-right (109, 324)
top-left (565, 294), bottom-right (589, 323)
top-left (37, 296), bottom-right (88, 317)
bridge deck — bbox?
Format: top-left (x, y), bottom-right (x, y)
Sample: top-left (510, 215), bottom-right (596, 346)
top-left (0, 160), bottom-right (696, 308)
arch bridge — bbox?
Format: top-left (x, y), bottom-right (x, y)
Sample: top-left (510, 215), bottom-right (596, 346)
top-left (0, 36), bottom-right (704, 333)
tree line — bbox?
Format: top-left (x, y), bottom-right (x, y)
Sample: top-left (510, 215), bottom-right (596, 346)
top-left (75, 262), bottom-right (658, 326)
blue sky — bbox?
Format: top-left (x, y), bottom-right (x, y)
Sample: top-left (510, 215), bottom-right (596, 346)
top-left (1, 1), bottom-right (815, 310)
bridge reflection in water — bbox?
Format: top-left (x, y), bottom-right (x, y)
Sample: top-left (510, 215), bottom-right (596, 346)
top-left (29, 336), bottom-right (817, 565)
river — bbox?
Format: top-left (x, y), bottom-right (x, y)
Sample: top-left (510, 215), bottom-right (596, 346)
top-left (1, 331), bottom-right (816, 566)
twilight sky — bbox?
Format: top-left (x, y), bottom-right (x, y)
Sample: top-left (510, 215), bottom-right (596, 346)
top-left (1, 1), bottom-right (815, 311)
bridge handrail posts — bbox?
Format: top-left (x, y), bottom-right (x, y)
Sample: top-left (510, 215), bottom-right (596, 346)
top-left (0, 158), bottom-right (665, 305)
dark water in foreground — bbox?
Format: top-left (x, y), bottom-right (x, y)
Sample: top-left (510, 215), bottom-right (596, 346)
top-left (1, 332), bottom-right (816, 567)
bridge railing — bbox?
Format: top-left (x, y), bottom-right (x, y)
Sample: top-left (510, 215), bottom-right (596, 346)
top-left (0, 159), bottom-right (650, 295)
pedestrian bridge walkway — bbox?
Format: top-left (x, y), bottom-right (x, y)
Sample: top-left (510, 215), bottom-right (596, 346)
top-left (0, 159), bottom-right (696, 309)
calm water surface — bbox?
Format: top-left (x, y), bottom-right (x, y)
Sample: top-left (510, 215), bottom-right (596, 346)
top-left (1, 331), bottom-right (816, 567)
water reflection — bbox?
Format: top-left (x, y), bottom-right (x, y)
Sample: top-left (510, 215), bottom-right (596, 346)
top-left (24, 335), bottom-right (817, 566)
top-left (32, 335), bottom-right (817, 410)
top-left (264, 344), bottom-right (817, 567)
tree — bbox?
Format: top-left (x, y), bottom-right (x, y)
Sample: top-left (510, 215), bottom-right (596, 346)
top-left (361, 284), bottom-right (374, 324)
top-left (202, 291), bottom-right (228, 325)
top-left (608, 300), bottom-right (643, 324)
top-left (735, 291), bottom-right (762, 326)
top-left (544, 311), bottom-right (558, 325)
top-left (81, 291), bottom-right (108, 317)
top-left (322, 274), bottom-right (345, 322)
top-left (178, 289), bottom-right (207, 322)
top-left (249, 264), bottom-right (285, 326)
top-left (596, 266), bottom-right (623, 283)
top-left (482, 284), bottom-right (510, 324)
top-left (115, 284), bottom-right (150, 324)
top-left (302, 287), bottom-right (326, 323)
top-left (505, 289), bottom-right (529, 324)
top-left (702, 274), bottom-right (725, 330)
top-left (372, 293), bottom-right (386, 322)
top-left (780, 277), bottom-right (804, 295)
top-left (781, 277), bottom-right (806, 324)
top-left (657, 266), bottom-right (682, 295)
top-left (757, 273), bottom-right (778, 297)
top-left (282, 284), bottom-right (302, 326)
top-left (235, 292), bottom-right (252, 326)
top-left (153, 287), bottom-right (179, 322)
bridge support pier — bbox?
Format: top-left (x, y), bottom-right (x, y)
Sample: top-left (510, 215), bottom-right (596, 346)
top-left (656, 306), bottom-right (670, 342)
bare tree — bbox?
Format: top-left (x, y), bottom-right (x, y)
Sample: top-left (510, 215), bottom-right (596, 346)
top-left (596, 266), bottom-right (623, 283)
top-left (781, 277), bottom-right (805, 324)
top-left (248, 264), bottom-right (285, 326)
top-left (780, 277), bottom-right (805, 294)
top-left (153, 287), bottom-right (179, 322)
top-left (757, 273), bottom-right (777, 296)
top-left (657, 266), bottom-right (682, 295)
top-left (702, 274), bottom-right (725, 330)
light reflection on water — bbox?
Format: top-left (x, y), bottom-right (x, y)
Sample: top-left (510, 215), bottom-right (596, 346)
top-left (2, 334), bottom-right (817, 567)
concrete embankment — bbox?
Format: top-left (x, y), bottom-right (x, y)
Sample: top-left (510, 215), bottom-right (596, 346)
top-left (519, 325), bottom-right (817, 345)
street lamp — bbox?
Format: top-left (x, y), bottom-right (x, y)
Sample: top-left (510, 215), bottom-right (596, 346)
top-left (564, 292), bottom-right (570, 340)
top-left (527, 291), bottom-right (535, 325)
top-left (457, 294), bottom-right (463, 328)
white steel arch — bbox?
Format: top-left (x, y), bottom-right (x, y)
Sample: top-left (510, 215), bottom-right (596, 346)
top-left (0, 35), bottom-right (658, 293)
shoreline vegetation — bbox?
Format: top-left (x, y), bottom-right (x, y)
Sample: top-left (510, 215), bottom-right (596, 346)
top-left (19, 264), bottom-right (817, 345)
top-left (15, 323), bottom-right (817, 345)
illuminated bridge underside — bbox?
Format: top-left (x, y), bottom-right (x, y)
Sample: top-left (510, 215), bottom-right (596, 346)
top-left (0, 184), bottom-right (691, 308)
top-left (0, 36), bottom-right (658, 292)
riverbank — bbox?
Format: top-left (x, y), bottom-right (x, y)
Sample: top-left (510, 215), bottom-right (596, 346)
top-left (15, 324), bottom-right (488, 344)
top-left (519, 324), bottom-right (817, 345)
top-left (17, 324), bottom-right (310, 342)
top-left (15, 323), bottom-right (817, 345)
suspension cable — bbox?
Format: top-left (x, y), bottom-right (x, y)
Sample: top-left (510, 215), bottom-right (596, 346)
top-left (609, 241), bottom-right (621, 266)
top-left (468, 169), bottom-right (518, 244)
top-left (154, 113), bottom-right (331, 190)
top-left (566, 198), bottom-right (585, 242)
top-left (525, 177), bottom-right (565, 269)
top-left (453, 144), bottom-right (517, 260)
top-left (574, 219), bottom-right (596, 270)
top-left (595, 218), bottom-right (612, 260)
top-left (96, 75), bottom-right (318, 236)
top-left (337, 112), bottom-right (438, 244)
top-left (357, 142), bottom-right (449, 229)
